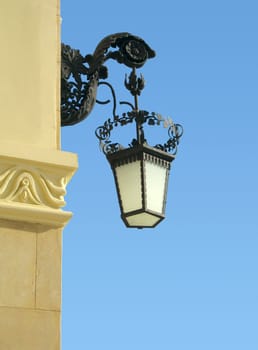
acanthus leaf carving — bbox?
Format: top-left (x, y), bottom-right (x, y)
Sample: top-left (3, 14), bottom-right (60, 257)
top-left (0, 167), bottom-right (67, 209)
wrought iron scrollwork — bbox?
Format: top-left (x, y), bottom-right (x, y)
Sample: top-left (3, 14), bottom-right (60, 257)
top-left (61, 32), bottom-right (183, 155)
top-left (61, 32), bottom-right (155, 126)
top-left (93, 66), bottom-right (183, 156)
top-left (95, 108), bottom-right (183, 156)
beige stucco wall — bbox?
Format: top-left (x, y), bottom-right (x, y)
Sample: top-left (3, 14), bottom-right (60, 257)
top-left (0, 0), bottom-right (61, 149)
top-left (0, 1), bottom-right (77, 349)
top-left (0, 221), bottom-right (61, 350)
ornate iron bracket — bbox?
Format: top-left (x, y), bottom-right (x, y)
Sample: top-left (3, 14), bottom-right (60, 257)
top-left (61, 32), bottom-right (155, 126)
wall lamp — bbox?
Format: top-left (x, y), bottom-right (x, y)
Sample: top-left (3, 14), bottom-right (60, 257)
top-left (61, 32), bottom-right (183, 229)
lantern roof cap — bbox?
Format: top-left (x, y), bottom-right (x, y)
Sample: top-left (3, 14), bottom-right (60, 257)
top-left (106, 143), bottom-right (176, 164)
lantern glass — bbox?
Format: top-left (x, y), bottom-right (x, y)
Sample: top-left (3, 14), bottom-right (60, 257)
top-left (107, 145), bottom-right (174, 229)
top-left (126, 212), bottom-right (161, 227)
top-left (115, 160), bottom-right (142, 212)
top-left (145, 160), bottom-right (167, 213)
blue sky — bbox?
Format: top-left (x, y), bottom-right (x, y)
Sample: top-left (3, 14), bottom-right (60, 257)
top-left (61, 1), bottom-right (258, 349)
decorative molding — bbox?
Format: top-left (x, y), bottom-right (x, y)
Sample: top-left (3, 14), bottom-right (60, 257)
top-left (0, 167), bottom-right (67, 209)
top-left (0, 144), bottom-right (77, 228)
top-left (0, 201), bottom-right (72, 228)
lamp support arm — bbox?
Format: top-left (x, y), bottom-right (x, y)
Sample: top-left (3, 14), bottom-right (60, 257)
top-left (61, 32), bottom-right (155, 126)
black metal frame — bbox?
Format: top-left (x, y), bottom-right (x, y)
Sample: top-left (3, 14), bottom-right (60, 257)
top-left (61, 32), bottom-right (183, 228)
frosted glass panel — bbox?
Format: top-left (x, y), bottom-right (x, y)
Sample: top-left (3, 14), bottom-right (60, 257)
top-left (115, 161), bottom-right (142, 213)
top-left (145, 161), bottom-right (167, 213)
top-left (126, 213), bottom-right (160, 227)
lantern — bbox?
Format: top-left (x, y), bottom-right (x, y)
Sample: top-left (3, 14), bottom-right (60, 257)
top-left (107, 144), bottom-right (174, 228)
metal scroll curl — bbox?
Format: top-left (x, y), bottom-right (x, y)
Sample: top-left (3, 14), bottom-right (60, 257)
top-left (61, 33), bottom-right (155, 126)
top-left (95, 109), bottom-right (183, 156)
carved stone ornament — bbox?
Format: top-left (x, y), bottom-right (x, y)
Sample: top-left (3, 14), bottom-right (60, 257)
top-left (0, 166), bottom-right (67, 209)
top-left (61, 32), bottom-right (155, 126)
